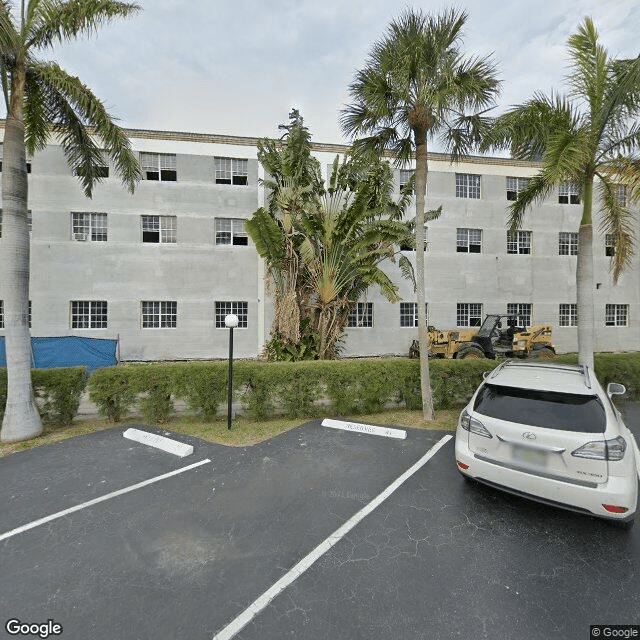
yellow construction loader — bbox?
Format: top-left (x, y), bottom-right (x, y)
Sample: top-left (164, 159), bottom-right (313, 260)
top-left (411, 314), bottom-right (555, 360)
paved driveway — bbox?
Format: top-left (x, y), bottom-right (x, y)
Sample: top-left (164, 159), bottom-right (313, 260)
top-left (1, 408), bottom-right (638, 640)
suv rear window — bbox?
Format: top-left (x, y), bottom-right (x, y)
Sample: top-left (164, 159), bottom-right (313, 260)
top-left (473, 384), bottom-right (606, 433)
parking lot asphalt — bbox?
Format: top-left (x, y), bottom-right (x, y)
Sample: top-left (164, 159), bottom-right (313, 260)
top-left (1, 408), bottom-right (639, 640)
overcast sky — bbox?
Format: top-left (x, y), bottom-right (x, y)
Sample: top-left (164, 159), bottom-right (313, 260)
top-left (32, 0), bottom-right (640, 145)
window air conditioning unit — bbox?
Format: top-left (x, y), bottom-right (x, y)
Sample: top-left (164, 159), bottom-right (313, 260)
top-left (74, 233), bottom-right (88, 241)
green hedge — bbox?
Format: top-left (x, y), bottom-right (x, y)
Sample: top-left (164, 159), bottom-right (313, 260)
top-left (0, 367), bottom-right (88, 426)
top-left (3, 354), bottom-right (639, 427)
top-left (86, 357), bottom-right (498, 423)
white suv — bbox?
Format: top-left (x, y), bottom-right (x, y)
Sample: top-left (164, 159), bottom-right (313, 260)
top-left (455, 361), bottom-right (639, 528)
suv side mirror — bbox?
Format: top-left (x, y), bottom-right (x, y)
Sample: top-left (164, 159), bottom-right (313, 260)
top-left (482, 371), bottom-right (491, 380)
top-left (607, 382), bottom-right (626, 397)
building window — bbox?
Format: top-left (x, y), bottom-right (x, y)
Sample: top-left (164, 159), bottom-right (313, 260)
top-left (399, 169), bottom-right (415, 194)
top-left (559, 303), bottom-right (577, 327)
top-left (558, 183), bottom-right (580, 204)
top-left (399, 302), bottom-right (429, 328)
top-left (456, 228), bottom-right (482, 253)
top-left (215, 218), bottom-right (248, 246)
top-left (71, 301), bottom-right (107, 329)
top-left (215, 157), bottom-right (248, 185)
top-left (507, 230), bottom-right (532, 254)
top-left (455, 173), bottom-right (480, 199)
top-left (348, 302), bottom-right (374, 328)
top-left (558, 232), bottom-right (578, 256)
top-left (507, 303), bottom-right (532, 327)
top-left (141, 301), bottom-right (177, 328)
top-left (457, 303), bottom-right (483, 327)
top-left (605, 234), bottom-right (615, 257)
top-left (506, 177), bottom-right (530, 201)
top-left (615, 184), bottom-right (627, 207)
top-left (215, 301), bottom-right (248, 328)
top-left (71, 212), bottom-right (107, 242)
top-left (141, 215), bottom-right (177, 244)
top-left (605, 304), bottom-right (628, 327)
top-left (140, 152), bottom-right (177, 181)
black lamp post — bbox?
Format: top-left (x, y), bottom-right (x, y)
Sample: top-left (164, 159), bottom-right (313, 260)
top-left (224, 314), bottom-right (239, 429)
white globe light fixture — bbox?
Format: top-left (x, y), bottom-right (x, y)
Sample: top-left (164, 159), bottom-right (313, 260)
top-left (224, 314), bottom-right (239, 329)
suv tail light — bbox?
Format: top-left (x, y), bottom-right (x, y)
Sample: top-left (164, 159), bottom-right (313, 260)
top-left (460, 410), bottom-right (492, 439)
top-left (571, 436), bottom-right (627, 461)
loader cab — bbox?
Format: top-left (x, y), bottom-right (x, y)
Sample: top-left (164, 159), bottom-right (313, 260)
top-left (473, 314), bottom-right (523, 357)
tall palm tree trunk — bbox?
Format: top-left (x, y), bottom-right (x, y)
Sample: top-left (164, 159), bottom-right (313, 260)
top-left (577, 177), bottom-right (595, 371)
top-left (414, 132), bottom-right (435, 420)
top-left (1, 117), bottom-right (43, 442)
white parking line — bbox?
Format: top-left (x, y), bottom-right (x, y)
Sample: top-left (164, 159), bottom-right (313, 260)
top-left (0, 458), bottom-right (211, 543)
top-left (212, 435), bottom-right (453, 640)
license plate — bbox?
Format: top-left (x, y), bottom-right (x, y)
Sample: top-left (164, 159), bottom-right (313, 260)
top-left (512, 445), bottom-right (547, 467)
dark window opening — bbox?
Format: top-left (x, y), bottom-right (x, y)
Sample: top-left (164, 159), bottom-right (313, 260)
top-left (232, 175), bottom-right (248, 186)
top-left (216, 177), bottom-right (231, 185)
top-left (143, 230), bottom-right (160, 243)
top-left (160, 169), bottom-right (177, 182)
top-left (506, 190), bottom-right (517, 201)
top-left (144, 170), bottom-right (159, 181)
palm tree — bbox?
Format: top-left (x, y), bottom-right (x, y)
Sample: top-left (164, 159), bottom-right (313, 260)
top-left (484, 17), bottom-right (640, 369)
top-left (246, 112), bottom-right (416, 360)
top-left (341, 8), bottom-right (500, 420)
top-left (0, 0), bottom-right (141, 443)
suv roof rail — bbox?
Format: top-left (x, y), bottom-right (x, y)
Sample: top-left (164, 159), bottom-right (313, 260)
top-left (579, 364), bottom-right (592, 389)
top-left (487, 359), bottom-right (512, 379)
top-left (487, 360), bottom-right (593, 389)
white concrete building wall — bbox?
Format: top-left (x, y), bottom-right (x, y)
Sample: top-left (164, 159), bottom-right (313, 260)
top-left (0, 127), bottom-right (638, 361)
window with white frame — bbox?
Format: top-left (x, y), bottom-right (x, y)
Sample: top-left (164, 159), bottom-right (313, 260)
top-left (399, 169), bottom-right (415, 194)
top-left (71, 301), bottom-right (107, 329)
top-left (455, 173), bottom-right (480, 199)
top-left (215, 218), bottom-right (248, 246)
top-left (141, 215), bottom-right (177, 244)
top-left (71, 212), bottom-right (107, 242)
top-left (605, 304), bottom-right (628, 327)
top-left (141, 301), bottom-right (177, 328)
top-left (457, 303), bottom-right (483, 327)
top-left (559, 303), bottom-right (577, 327)
top-left (400, 302), bottom-right (428, 327)
top-left (0, 300), bottom-right (32, 328)
top-left (215, 157), bottom-right (248, 185)
top-left (456, 228), bottom-right (482, 253)
top-left (506, 303), bottom-right (532, 327)
top-left (215, 301), bottom-right (248, 328)
top-left (140, 152), bottom-right (177, 181)
top-left (558, 231), bottom-right (578, 256)
top-left (558, 183), bottom-right (580, 204)
top-left (0, 209), bottom-right (32, 237)
top-left (348, 302), bottom-right (374, 328)
top-left (506, 177), bottom-right (530, 201)
top-left (507, 230), bottom-right (532, 254)
top-left (605, 234), bottom-right (615, 257)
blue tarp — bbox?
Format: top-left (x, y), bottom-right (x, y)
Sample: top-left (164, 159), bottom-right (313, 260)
top-left (0, 336), bottom-right (117, 372)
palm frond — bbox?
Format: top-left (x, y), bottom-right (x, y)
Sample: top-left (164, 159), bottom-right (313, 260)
top-left (27, 0), bottom-right (140, 50)
top-left (596, 173), bottom-right (636, 283)
top-left (244, 207), bottom-right (286, 264)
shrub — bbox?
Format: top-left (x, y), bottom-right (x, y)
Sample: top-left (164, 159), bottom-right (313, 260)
top-left (89, 367), bottom-right (137, 422)
top-left (172, 362), bottom-right (229, 421)
top-left (31, 367), bottom-right (89, 426)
